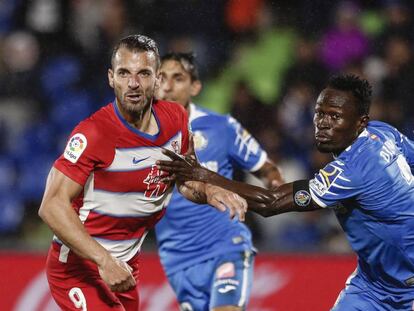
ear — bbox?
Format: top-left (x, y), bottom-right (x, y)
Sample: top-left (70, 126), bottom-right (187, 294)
top-left (358, 115), bottom-right (370, 132)
top-left (108, 69), bottom-right (114, 89)
top-left (154, 71), bottom-right (161, 91)
top-left (190, 80), bottom-right (202, 97)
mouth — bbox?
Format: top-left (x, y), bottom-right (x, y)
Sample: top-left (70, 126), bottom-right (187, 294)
top-left (125, 93), bottom-right (143, 103)
top-left (315, 133), bottom-right (332, 143)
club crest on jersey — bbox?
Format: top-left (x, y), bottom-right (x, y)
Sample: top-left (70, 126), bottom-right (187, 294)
top-left (64, 133), bottom-right (87, 163)
top-left (193, 131), bottom-right (208, 151)
top-left (143, 164), bottom-right (169, 198)
top-left (294, 190), bottom-right (311, 207)
top-left (171, 140), bottom-right (180, 153)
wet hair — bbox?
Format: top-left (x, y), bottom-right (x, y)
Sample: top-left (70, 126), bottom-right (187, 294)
top-left (161, 52), bottom-right (200, 81)
top-left (326, 74), bottom-right (372, 116)
top-left (111, 34), bottom-right (160, 69)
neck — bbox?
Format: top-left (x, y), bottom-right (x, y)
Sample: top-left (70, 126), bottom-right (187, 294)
top-left (185, 101), bottom-right (192, 118)
top-left (116, 99), bottom-right (157, 134)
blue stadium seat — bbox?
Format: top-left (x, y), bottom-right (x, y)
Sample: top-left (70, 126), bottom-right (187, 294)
top-left (0, 193), bottom-right (24, 234)
top-left (49, 90), bottom-right (94, 134)
top-left (17, 154), bottom-right (55, 202)
top-left (40, 55), bottom-right (82, 99)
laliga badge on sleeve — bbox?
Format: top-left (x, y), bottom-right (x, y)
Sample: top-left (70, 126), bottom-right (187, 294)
top-left (64, 133), bottom-right (88, 163)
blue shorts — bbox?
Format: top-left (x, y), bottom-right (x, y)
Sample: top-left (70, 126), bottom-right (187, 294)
top-left (167, 251), bottom-right (254, 311)
top-left (332, 284), bottom-right (414, 311)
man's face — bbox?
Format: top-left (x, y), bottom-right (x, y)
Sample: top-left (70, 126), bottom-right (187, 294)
top-left (108, 47), bottom-right (159, 115)
top-left (157, 60), bottom-right (201, 109)
top-left (313, 88), bottom-right (367, 154)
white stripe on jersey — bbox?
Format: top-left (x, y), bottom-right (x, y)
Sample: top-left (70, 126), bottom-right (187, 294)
top-left (54, 233), bottom-right (149, 262)
top-left (94, 234), bottom-right (148, 261)
top-left (104, 133), bottom-right (182, 172)
top-left (85, 188), bottom-right (172, 217)
top-left (249, 151), bottom-right (268, 172)
top-left (309, 188), bottom-right (328, 208)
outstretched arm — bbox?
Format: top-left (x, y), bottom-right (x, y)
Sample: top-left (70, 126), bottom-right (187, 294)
top-left (175, 178), bottom-right (248, 221)
top-left (38, 168), bottom-right (136, 292)
top-left (157, 149), bottom-right (320, 217)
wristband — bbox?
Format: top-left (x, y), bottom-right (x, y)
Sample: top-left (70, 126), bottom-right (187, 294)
top-left (292, 179), bottom-right (311, 208)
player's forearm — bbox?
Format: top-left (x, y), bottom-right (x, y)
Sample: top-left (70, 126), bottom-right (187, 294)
top-left (176, 180), bottom-right (207, 204)
top-left (199, 169), bottom-right (275, 205)
top-left (201, 173), bottom-right (318, 217)
top-left (39, 197), bottom-right (110, 265)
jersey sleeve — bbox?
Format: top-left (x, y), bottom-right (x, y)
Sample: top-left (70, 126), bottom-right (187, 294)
top-left (309, 160), bottom-right (363, 208)
top-left (396, 132), bottom-right (414, 169)
top-left (54, 121), bottom-right (114, 186)
top-left (226, 116), bottom-right (267, 172)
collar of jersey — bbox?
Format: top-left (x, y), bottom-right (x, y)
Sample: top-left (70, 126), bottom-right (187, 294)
top-left (112, 100), bottom-right (161, 141)
top-left (334, 128), bottom-right (369, 159)
top-left (189, 103), bottom-right (208, 123)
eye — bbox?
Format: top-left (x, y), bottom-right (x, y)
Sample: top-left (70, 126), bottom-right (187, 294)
top-left (118, 70), bottom-right (128, 77)
top-left (140, 70), bottom-right (151, 77)
top-left (332, 113), bottom-right (341, 120)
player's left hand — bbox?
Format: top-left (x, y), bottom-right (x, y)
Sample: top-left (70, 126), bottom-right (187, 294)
top-left (203, 183), bottom-right (247, 221)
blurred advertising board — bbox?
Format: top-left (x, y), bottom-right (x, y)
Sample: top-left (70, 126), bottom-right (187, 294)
top-left (0, 253), bottom-right (355, 311)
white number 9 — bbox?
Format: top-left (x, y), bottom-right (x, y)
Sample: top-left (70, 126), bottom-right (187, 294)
top-left (69, 287), bottom-right (87, 311)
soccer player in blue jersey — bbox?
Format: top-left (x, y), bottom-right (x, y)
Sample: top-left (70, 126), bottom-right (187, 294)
top-left (158, 74), bottom-right (414, 311)
top-left (155, 52), bottom-right (283, 311)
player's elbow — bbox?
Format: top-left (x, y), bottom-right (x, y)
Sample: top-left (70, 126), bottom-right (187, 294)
top-left (38, 196), bottom-right (59, 224)
top-left (38, 201), bottom-right (50, 222)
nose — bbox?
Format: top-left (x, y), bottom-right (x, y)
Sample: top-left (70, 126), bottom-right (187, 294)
top-left (128, 75), bottom-right (140, 89)
top-left (316, 115), bottom-right (330, 129)
top-left (162, 79), bottom-right (173, 92)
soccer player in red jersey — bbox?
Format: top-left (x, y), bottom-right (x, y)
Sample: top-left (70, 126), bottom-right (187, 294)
top-left (38, 34), bottom-right (247, 311)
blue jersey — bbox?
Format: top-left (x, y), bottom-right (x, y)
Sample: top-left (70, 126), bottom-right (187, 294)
top-left (309, 121), bottom-right (414, 303)
top-left (155, 104), bottom-right (267, 275)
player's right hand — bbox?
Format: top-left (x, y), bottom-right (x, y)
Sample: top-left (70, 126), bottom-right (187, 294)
top-left (98, 254), bottom-right (136, 292)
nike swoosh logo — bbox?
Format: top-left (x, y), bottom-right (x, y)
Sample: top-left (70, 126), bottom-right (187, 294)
top-left (132, 156), bottom-right (150, 164)
top-left (218, 285), bottom-right (237, 294)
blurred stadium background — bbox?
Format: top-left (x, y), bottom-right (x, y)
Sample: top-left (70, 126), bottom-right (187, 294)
top-left (1, 0), bottom-right (413, 310)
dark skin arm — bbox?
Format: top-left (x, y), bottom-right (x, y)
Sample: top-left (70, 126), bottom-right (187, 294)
top-left (157, 149), bottom-right (320, 217)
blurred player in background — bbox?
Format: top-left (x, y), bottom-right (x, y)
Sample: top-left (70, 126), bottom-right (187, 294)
top-left (158, 74), bottom-right (414, 311)
top-left (155, 52), bottom-right (283, 311)
top-left (38, 35), bottom-right (247, 311)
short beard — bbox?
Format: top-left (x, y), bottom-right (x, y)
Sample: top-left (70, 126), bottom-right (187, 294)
top-left (121, 93), bottom-right (153, 118)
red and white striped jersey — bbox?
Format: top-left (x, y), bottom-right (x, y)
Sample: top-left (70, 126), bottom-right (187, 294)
top-left (53, 100), bottom-right (189, 262)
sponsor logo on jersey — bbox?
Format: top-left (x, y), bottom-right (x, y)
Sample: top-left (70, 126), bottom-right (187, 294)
top-left (132, 156), bottom-right (150, 165)
top-left (193, 131), bottom-right (208, 151)
top-left (320, 165), bottom-right (343, 188)
top-left (214, 278), bottom-right (240, 288)
top-left (216, 262), bottom-right (235, 279)
top-left (218, 285), bottom-right (237, 294)
top-left (309, 179), bottom-right (326, 196)
top-left (294, 190), bottom-right (311, 207)
top-left (64, 133), bottom-right (87, 163)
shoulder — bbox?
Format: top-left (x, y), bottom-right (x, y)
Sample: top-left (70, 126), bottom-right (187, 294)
top-left (71, 103), bottom-right (119, 146)
top-left (154, 100), bottom-right (188, 119)
top-left (189, 103), bottom-right (227, 124)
